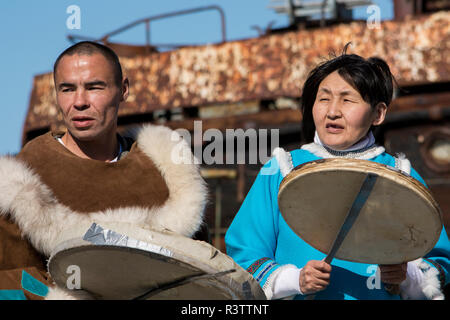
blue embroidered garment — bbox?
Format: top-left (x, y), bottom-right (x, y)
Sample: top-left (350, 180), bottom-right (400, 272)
top-left (225, 147), bottom-right (450, 300)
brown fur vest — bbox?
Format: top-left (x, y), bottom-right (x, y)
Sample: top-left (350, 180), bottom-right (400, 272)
top-left (0, 124), bottom-right (207, 264)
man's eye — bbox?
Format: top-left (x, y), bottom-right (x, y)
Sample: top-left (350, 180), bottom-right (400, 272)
top-left (61, 88), bottom-right (73, 92)
top-left (344, 99), bottom-right (354, 103)
top-left (320, 98), bottom-right (329, 101)
top-left (88, 87), bottom-right (102, 90)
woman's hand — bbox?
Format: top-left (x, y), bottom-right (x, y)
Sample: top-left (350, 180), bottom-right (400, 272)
top-left (299, 260), bottom-right (332, 294)
top-left (379, 263), bottom-right (407, 295)
top-left (379, 263), bottom-right (407, 285)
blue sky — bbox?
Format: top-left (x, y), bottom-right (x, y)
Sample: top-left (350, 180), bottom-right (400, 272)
top-left (0, 0), bottom-right (393, 155)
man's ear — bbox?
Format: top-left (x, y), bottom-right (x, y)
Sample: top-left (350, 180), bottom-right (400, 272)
top-left (120, 77), bottom-right (129, 102)
top-left (372, 102), bottom-right (387, 126)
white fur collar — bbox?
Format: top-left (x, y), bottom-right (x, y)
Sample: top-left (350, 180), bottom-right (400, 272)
top-left (272, 143), bottom-right (386, 179)
top-left (301, 142), bottom-right (386, 160)
top-left (0, 124), bottom-right (207, 257)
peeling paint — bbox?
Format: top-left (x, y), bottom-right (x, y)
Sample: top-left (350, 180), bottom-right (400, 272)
top-left (23, 12), bottom-right (450, 140)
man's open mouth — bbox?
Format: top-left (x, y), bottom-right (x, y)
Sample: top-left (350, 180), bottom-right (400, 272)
top-left (72, 117), bottom-right (95, 128)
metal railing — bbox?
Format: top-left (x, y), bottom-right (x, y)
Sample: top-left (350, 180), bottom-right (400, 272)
top-left (269, 0), bottom-right (373, 26)
top-left (67, 5), bottom-right (227, 50)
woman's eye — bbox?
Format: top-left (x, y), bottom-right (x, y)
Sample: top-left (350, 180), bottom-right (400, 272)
top-left (320, 98), bottom-right (329, 101)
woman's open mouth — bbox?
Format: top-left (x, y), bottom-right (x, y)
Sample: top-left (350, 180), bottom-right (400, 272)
top-left (325, 123), bottom-right (344, 133)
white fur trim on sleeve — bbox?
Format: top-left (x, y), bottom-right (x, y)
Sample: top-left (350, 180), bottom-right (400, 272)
top-left (262, 264), bottom-right (299, 300)
top-left (400, 258), bottom-right (444, 300)
top-left (272, 147), bottom-right (294, 178)
top-left (272, 265), bottom-right (302, 299)
top-left (399, 260), bottom-right (427, 299)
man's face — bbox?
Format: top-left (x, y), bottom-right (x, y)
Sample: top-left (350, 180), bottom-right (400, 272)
top-left (54, 53), bottom-right (127, 142)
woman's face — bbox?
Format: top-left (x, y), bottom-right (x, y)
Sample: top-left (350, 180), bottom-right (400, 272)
top-left (312, 71), bottom-right (386, 150)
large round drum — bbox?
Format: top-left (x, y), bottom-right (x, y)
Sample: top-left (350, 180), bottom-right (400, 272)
top-left (278, 158), bottom-right (443, 264)
top-left (48, 224), bottom-right (266, 300)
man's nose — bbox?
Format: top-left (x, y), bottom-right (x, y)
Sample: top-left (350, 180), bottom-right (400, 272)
top-left (73, 89), bottom-right (89, 110)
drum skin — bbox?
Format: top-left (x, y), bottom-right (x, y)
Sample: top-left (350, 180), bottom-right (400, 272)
top-left (278, 158), bottom-right (443, 264)
top-left (48, 228), bottom-right (266, 300)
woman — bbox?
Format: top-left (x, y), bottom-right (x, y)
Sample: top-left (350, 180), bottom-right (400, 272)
top-left (224, 51), bottom-right (449, 300)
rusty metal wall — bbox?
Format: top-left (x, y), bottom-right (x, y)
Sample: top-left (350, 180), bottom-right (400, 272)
top-left (22, 11), bottom-right (449, 142)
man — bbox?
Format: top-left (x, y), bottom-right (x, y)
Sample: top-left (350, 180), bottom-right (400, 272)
top-left (0, 41), bottom-right (207, 299)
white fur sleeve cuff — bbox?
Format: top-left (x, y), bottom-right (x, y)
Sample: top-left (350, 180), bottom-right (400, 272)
top-left (270, 264), bottom-right (302, 300)
top-left (400, 259), bottom-right (444, 300)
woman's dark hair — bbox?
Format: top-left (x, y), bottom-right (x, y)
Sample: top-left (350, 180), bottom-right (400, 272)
top-left (300, 43), bottom-right (396, 142)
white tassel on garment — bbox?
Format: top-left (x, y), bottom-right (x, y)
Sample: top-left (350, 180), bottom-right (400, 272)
top-left (272, 147), bottom-right (294, 178)
top-left (395, 153), bottom-right (412, 175)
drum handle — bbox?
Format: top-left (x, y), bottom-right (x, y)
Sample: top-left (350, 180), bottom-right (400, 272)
top-left (306, 173), bottom-right (378, 300)
top-left (384, 284), bottom-right (400, 295)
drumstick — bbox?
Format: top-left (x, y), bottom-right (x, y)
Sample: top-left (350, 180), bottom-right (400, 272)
top-left (306, 173), bottom-right (378, 300)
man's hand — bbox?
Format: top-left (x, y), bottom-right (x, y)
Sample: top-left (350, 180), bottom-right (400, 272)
top-left (379, 263), bottom-right (407, 285)
top-left (299, 260), bottom-right (332, 294)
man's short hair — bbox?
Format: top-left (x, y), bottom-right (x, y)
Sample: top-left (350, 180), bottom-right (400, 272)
top-left (53, 41), bottom-right (123, 87)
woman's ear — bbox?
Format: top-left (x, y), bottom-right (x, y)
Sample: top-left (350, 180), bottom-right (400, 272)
top-left (372, 102), bottom-right (387, 126)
